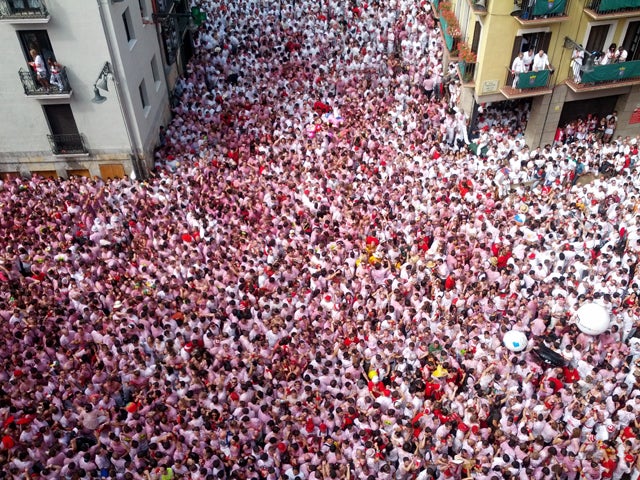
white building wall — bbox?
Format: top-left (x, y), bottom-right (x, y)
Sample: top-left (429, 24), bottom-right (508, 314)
top-left (0, 0), bottom-right (169, 177)
top-left (101, 0), bottom-right (170, 162)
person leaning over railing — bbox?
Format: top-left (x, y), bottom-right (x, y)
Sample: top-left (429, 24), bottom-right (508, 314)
top-left (511, 52), bottom-right (526, 88)
top-left (532, 49), bottom-right (551, 72)
top-left (571, 48), bottom-right (583, 83)
top-left (28, 48), bottom-right (50, 91)
top-left (47, 58), bottom-right (64, 91)
top-left (615, 45), bottom-right (628, 63)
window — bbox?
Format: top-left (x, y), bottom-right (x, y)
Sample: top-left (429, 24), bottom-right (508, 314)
top-left (586, 24), bottom-right (610, 54)
top-left (7, 0), bottom-right (45, 14)
top-left (622, 21), bottom-right (640, 61)
top-left (122, 7), bottom-right (135, 44)
top-left (17, 29), bottom-right (56, 75)
top-left (43, 104), bottom-right (86, 155)
top-left (138, 0), bottom-right (147, 17)
top-left (151, 55), bottom-right (161, 88)
top-left (44, 104), bottom-right (80, 136)
top-left (139, 80), bottom-right (150, 113)
top-left (455, 0), bottom-right (471, 41)
top-left (471, 21), bottom-right (481, 54)
top-left (510, 32), bottom-right (552, 66)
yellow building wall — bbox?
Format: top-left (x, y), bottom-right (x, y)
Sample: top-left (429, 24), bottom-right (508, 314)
top-left (470, 3), bottom-right (520, 97)
top-left (456, 0), bottom-right (640, 100)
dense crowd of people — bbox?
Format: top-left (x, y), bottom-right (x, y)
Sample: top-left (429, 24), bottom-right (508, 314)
top-left (1, 0), bottom-right (640, 479)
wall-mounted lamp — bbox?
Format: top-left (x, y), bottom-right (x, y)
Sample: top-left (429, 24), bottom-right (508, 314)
top-left (563, 37), bottom-right (596, 74)
top-left (474, 0), bottom-right (486, 10)
top-left (510, 1), bottom-right (522, 16)
top-left (92, 61), bottom-right (112, 104)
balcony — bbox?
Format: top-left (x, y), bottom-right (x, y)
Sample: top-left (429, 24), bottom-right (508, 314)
top-left (439, 15), bottom-right (457, 52)
top-left (500, 67), bottom-right (554, 99)
top-left (513, 0), bottom-right (570, 25)
top-left (584, 0), bottom-right (640, 18)
top-left (0, 0), bottom-right (49, 23)
top-left (19, 67), bottom-right (72, 99)
top-left (47, 134), bottom-right (88, 156)
top-left (458, 60), bottom-right (477, 84)
top-left (566, 59), bottom-right (640, 92)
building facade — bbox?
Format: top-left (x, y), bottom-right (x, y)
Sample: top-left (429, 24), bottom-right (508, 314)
top-left (436, 0), bottom-right (640, 147)
top-left (0, 0), bottom-right (173, 180)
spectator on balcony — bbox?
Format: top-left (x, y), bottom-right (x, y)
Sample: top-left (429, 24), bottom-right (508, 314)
top-left (600, 43), bottom-right (617, 65)
top-left (28, 48), bottom-right (50, 91)
top-left (570, 48), bottom-right (584, 83)
top-left (47, 58), bottom-right (64, 91)
top-left (522, 47), bottom-right (535, 71)
top-left (511, 52), bottom-right (527, 88)
top-left (532, 49), bottom-right (551, 72)
top-left (615, 45), bottom-right (628, 63)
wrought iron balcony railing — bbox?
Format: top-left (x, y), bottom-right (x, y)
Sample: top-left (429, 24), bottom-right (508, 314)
top-left (506, 68), bottom-right (553, 90)
top-left (459, 60), bottom-right (476, 83)
top-left (516, 0), bottom-right (569, 20)
top-left (570, 59), bottom-right (640, 86)
top-left (19, 66), bottom-right (71, 96)
top-left (586, 0), bottom-right (640, 14)
top-left (47, 134), bottom-right (88, 155)
top-left (0, 0), bottom-right (49, 20)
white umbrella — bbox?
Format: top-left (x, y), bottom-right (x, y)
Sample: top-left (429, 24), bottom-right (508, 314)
top-left (503, 330), bottom-right (528, 352)
top-left (575, 303), bottom-right (610, 335)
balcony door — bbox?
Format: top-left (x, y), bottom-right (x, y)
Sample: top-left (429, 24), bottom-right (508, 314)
top-left (17, 29), bottom-right (55, 79)
top-left (43, 105), bottom-right (84, 154)
top-left (513, 31), bottom-right (552, 57)
top-left (622, 21), bottom-right (640, 61)
top-left (43, 105), bottom-right (79, 137)
top-left (471, 21), bottom-right (481, 55)
top-left (585, 24), bottom-right (610, 54)
top-left (7, 0), bottom-right (43, 13)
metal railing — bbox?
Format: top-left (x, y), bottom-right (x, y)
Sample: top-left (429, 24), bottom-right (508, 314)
top-left (505, 66), bottom-right (553, 90)
top-left (459, 60), bottom-right (476, 83)
top-left (19, 66), bottom-right (71, 96)
top-left (0, 0), bottom-right (48, 19)
top-left (47, 134), bottom-right (87, 155)
top-left (587, 0), bottom-right (640, 13)
top-left (571, 59), bottom-right (640, 85)
top-left (155, 0), bottom-right (177, 15)
top-left (516, 0), bottom-right (569, 20)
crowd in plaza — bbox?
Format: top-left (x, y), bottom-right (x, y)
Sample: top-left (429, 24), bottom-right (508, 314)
top-left (1, 0), bottom-right (640, 479)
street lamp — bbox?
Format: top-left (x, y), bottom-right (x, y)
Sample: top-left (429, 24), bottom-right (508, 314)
top-left (91, 61), bottom-right (112, 104)
top-left (563, 36), bottom-right (596, 73)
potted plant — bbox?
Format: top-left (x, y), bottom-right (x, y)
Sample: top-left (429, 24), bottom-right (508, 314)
top-left (458, 41), bottom-right (477, 63)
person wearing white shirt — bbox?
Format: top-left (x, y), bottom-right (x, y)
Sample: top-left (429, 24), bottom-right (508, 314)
top-left (511, 52), bottom-right (527, 87)
top-left (532, 50), bottom-right (551, 72)
top-left (600, 43), bottom-right (617, 65)
top-left (615, 45), bottom-right (628, 63)
top-left (571, 48), bottom-right (584, 82)
top-left (522, 48), bottom-right (535, 71)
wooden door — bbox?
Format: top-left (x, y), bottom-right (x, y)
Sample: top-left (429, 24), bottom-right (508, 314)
top-left (0, 172), bottom-right (20, 181)
top-left (99, 164), bottom-right (125, 179)
top-left (67, 169), bottom-right (91, 178)
top-left (31, 170), bottom-right (59, 179)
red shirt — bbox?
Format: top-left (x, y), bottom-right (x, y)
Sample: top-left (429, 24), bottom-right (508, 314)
top-left (601, 457), bottom-right (616, 478)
